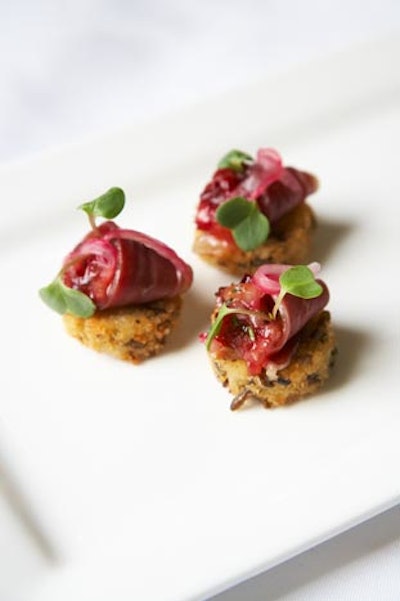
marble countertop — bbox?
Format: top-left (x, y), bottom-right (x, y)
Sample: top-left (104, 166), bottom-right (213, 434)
top-left (2, 0), bottom-right (400, 164)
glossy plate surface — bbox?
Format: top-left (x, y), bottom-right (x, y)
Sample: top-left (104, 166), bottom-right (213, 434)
top-left (1, 36), bottom-right (399, 601)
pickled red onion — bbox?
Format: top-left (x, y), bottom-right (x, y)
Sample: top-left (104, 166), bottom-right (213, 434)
top-left (243, 148), bottom-right (284, 200)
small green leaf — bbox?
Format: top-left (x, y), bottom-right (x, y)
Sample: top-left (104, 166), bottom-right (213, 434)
top-left (216, 197), bottom-right (253, 228)
top-left (271, 265), bottom-right (323, 319)
top-left (280, 266), bottom-right (323, 299)
top-left (60, 282), bottom-right (96, 317)
top-left (216, 197), bottom-right (270, 252)
top-left (39, 278), bottom-right (96, 318)
top-left (218, 149), bottom-right (252, 172)
top-left (78, 187), bottom-right (125, 220)
top-left (232, 208), bottom-right (270, 251)
top-left (39, 280), bottom-right (68, 315)
top-left (215, 196), bottom-right (270, 251)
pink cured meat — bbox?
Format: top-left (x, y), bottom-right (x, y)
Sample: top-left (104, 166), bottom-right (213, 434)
top-left (252, 262), bottom-right (329, 355)
top-left (236, 148), bottom-right (318, 223)
top-left (62, 222), bottom-right (193, 309)
top-left (256, 166), bottom-right (318, 224)
top-left (276, 282), bottom-right (329, 350)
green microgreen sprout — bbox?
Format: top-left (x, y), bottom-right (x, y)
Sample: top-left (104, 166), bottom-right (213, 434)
top-left (39, 271), bottom-right (96, 318)
top-left (78, 187), bottom-right (125, 229)
top-left (216, 196), bottom-right (270, 251)
top-left (271, 265), bottom-right (323, 319)
top-left (217, 149), bottom-right (253, 172)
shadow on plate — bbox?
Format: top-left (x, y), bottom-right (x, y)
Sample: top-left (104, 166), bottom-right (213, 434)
top-left (312, 216), bottom-right (354, 264)
top-left (321, 322), bottom-right (374, 395)
top-left (165, 286), bottom-right (213, 355)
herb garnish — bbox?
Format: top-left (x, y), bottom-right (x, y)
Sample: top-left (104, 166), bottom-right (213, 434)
top-left (78, 187), bottom-right (125, 229)
top-left (216, 197), bottom-right (270, 251)
top-left (39, 187), bottom-right (124, 317)
top-left (271, 265), bottom-right (323, 319)
top-left (39, 275), bottom-right (96, 317)
top-left (218, 149), bottom-right (252, 172)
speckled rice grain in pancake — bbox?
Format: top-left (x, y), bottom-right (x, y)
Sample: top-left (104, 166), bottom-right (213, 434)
top-left (63, 296), bottom-right (182, 363)
top-left (210, 310), bottom-right (337, 410)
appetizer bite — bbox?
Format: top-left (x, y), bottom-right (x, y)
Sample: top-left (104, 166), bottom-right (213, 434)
top-left (39, 187), bottom-right (193, 363)
top-left (193, 148), bottom-right (319, 274)
top-left (202, 263), bottom-right (336, 410)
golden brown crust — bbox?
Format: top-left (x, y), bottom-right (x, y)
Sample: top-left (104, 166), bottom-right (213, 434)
top-left (63, 296), bottom-right (182, 363)
top-left (209, 311), bottom-right (337, 409)
top-left (193, 203), bottom-right (316, 276)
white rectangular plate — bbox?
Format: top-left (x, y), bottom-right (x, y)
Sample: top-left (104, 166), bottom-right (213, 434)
top-left (1, 36), bottom-right (399, 601)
